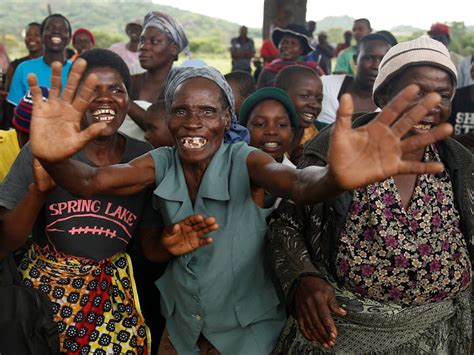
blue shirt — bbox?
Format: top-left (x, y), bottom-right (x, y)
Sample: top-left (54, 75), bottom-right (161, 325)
top-left (7, 57), bottom-right (72, 106)
top-left (150, 142), bottom-right (286, 354)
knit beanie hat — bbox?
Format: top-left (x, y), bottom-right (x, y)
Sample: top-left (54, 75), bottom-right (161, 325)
top-left (373, 35), bottom-right (457, 107)
top-left (12, 86), bottom-right (49, 135)
top-left (239, 87), bottom-right (299, 129)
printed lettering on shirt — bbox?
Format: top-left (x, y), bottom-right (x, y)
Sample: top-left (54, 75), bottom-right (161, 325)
top-left (455, 112), bottom-right (474, 135)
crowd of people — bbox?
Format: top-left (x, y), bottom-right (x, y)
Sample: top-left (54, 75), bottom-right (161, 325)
top-left (0, 9), bottom-right (472, 355)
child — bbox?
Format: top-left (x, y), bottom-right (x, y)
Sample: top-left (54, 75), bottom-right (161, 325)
top-left (143, 99), bottom-right (173, 148)
top-left (224, 70), bottom-right (256, 119)
top-left (274, 65), bottom-right (323, 165)
top-left (239, 87), bottom-right (299, 207)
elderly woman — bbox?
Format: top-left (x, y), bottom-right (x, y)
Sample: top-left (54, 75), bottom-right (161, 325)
top-left (256, 24), bottom-right (324, 88)
top-left (28, 55), bottom-right (451, 353)
top-left (267, 36), bottom-right (473, 354)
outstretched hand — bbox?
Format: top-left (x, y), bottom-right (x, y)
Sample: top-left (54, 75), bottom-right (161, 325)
top-left (161, 215), bottom-right (219, 256)
top-left (328, 84), bottom-right (453, 190)
top-left (28, 59), bottom-right (106, 163)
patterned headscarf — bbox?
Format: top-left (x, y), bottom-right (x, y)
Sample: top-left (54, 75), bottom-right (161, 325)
top-left (165, 66), bottom-right (250, 144)
top-left (142, 11), bottom-right (189, 53)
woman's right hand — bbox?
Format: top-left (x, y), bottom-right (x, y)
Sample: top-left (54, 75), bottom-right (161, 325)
top-left (295, 276), bottom-right (346, 348)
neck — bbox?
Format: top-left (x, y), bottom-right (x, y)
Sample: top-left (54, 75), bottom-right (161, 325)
top-left (351, 78), bottom-right (373, 97)
top-left (29, 49), bottom-right (43, 59)
top-left (126, 40), bottom-right (139, 52)
top-left (147, 62), bottom-right (173, 80)
top-left (83, 133), bottom-right (124, 166)
top-left (43, 49), bottom-right (67, 65)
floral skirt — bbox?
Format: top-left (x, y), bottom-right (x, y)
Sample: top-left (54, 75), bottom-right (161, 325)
top-left (19, 244), bottom-right (150, 354)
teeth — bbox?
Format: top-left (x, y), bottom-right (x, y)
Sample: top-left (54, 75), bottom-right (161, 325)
top-left (264, 142), bottom-right (279, 148)
top-left (302, 113), bottom-right (315, 122)
top-left (180, 137), bottom-right (207, 149)
top-left (51, 36), bottom-right (62, 44)
top-left (414, 124), bottom-right (431, 130)
top-left (91, 108), bottom-right (116, 122)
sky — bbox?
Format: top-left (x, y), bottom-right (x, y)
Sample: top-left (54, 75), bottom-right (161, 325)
top-left (152, 0), bottom-right (473, 31)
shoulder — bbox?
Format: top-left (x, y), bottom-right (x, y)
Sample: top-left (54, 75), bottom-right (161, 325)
top-left (321, 74), bottom-right (346, 88)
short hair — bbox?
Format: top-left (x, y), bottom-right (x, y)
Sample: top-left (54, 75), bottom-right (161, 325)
top-left (376, 30), bottom-right (398, 46)
top-left (354, 18), bottom-right (371, 30)
top-left (147, 99), bottom-right (166, 118)
top-left (78, 48), bottom-right (131, 92)
top-left (40, 14), bottom-right (72, 38)
top-left (27, 22), bottom-right (41, 29)
top-left (274, 65), bottom-right (320, 91)
top-left (224, 71), bottom-right (256, 98)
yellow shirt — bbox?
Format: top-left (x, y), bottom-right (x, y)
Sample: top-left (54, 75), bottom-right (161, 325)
top-left (0, 129), bottom-right (20, 182)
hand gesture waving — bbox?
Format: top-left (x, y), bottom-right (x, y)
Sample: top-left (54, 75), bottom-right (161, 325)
top-left (161, 215), bottom-right (219, 256)
top-left (328, 85), bottom-right (452, 190)
top-left (28, 59), bottom-right (106, 163)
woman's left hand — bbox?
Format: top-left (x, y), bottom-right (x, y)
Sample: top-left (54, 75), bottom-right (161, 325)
top-left (161, 215), bottom-right (218, 256)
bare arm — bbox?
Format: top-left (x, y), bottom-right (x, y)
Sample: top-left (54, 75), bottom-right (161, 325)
top-left (248, 85), bottom-right (453, 204)
top-left (40, 152), bottom-right (156, 198)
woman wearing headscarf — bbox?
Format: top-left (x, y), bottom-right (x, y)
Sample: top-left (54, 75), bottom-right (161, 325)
top-left (257, 24), bottom-right (324, 89)
top-left (267, 36), bottom-right (473, 354)
top-left (29, 57), bottom-right (452, 354)
top-left (122, 11), bottom-right (189, 141)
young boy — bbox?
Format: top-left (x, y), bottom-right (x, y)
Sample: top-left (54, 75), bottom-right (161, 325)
top-left (239, 87), bottom-right (299, 207)
top-left (143, 99), bottom-right (173, 148)
top-left (274, 65), bottom-right (323, 164)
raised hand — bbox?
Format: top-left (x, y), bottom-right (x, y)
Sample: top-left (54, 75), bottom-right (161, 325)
top-left (28, 59), bottom-right (106, 163)
top-left (161, 215), bottom-right (218, 256)
top-left (328, 84), bottom-right (452, 190)
top-left (295, 276), bottom-right (346, 348)
top-left (32, 158), bottom-right (56, 193)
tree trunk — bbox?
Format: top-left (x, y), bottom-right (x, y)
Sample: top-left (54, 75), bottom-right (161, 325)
top-left (262, 0), bottom-right (307, 39)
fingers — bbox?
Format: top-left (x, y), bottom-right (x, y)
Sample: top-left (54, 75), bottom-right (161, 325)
top-left (72, 72), bottom-right (98, 114)
top-left (27, 74), bottom-right (44, 110)
top-left (316, 296), bottom-right (338, 346)
top-left (48, 61), bottom-right (63, 100)
top-left (401, 123), bottom-right (452, 154)
top-left (62, 58), bottom-right (88, 103)
top-left (391, 92), bottom-right (441, 137)
top-left (329, 298), bottom-right (347, 317)
top-left (334, 94), bottom-right (354, 132)
top-left (375, 84), bottom-right (420, 126)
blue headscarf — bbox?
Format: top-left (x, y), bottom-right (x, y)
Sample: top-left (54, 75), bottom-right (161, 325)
top-left (165, 66), bottom-right (250, 144)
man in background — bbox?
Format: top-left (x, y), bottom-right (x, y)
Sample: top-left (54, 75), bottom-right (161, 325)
top-left (230, 26), bottom-right (255, 73)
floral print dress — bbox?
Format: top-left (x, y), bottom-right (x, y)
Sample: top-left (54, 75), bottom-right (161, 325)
top-left (336, 145), bottom-right (472, 306)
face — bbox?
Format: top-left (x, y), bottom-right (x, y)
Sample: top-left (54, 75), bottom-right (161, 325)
top-left (247, 100), bottom-right (293, 159)
top-left (82, 67), bottom-right (129, 137)
top-left (24, 25), bottom-right (42, 53)
top-left (42, 17), bottom-right (71, 52)
top-left (352, 21), bottom-right (371, 43)
top-left (279, 34), bottom-right (303, 61)
top-left (381, 66), bottom-right (454, 136)
top-left (239, 26), bottom-right (248, 37)
top-left (168, 78), bottom-right (230, 166)
top-left (138, 27), bottom-right (178, 70)
top-left (126, 23), bottom-right (142, 41)
top-left (318, 33), bottom-right (327, 44)
top-left (227, 81), bottom-right (245, 119)
top-left (356, 40), bottom-right (391, 89)
top-left (73, 32), bottom-right (94, 54)
top-left (286, 74), bottom-right (323, 128)
top-left (144, 109), bottom-right (174, 148)
top-left (429, 32), bottom-right (449, 47)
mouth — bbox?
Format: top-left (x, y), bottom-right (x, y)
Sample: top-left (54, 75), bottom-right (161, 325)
top-left (263, 142), bottom-right (280, 149)
top-left (28, 41), bottom-right (38, 46)
top-left (180, 136), bottom-right (208, 149)
top-left (51, 36), bottom-right (62, 45)
top-left (91, 108), bottom-right (116, 122)
top-left (301, 112), bottom-right (316, 123)
top-left (413, 123), bottom-right (432, 131)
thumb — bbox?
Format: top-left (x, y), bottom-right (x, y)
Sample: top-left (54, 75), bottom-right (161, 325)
top-left (79, 122), bottom-right (107, 143)
top-left (329, 297), bottom-right (346, 317)
top-left (334, 94), bottom-right (354, 132)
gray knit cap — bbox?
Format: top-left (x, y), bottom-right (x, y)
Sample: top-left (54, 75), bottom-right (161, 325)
top-left (373, 35), bottom-right (457, 107)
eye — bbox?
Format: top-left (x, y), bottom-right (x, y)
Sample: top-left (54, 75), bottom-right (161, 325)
top-left (174, 108), bottom-right (187, 116)
top-left (299, 94), bottom-right (309, 99)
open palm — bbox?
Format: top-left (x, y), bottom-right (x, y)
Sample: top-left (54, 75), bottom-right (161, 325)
top-left (28, 60), bottom-right (106, 163)
top-left (328, 85), bottom-right (452, 190)
top-left (161, 215), bottom-right (219, 256)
